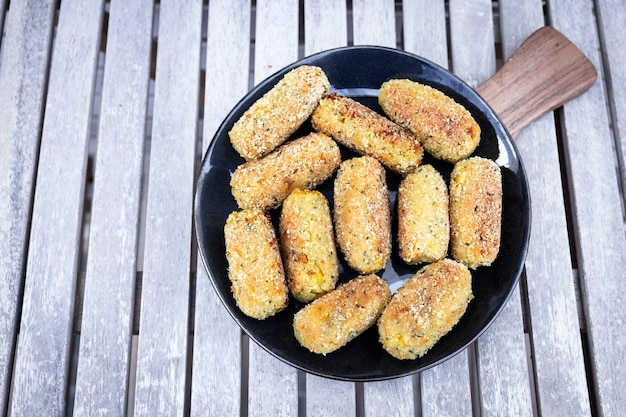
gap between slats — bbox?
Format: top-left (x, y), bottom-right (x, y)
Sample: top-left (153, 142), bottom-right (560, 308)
top-left (0, 0), bottom-right (8, 53)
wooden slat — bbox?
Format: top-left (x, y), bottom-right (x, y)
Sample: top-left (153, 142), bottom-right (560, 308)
top-left (253, 0), bottom-right (299, 83)
top-left (549, 1), bottom-right (626, 415)
top-left (449, 0), bottom-right (496, 87)
top-left (201, 0), bottom-right (252, 148)
top-left (0, 1), bottom-right (55, 414)
top-left (402, 0), bottom-right (447, 67)
top-left (131, 0), bottom-right (203, 416)
top-left (596, 0), bottom-right (626, 242)
top-left (305, 378), bottom-right (355, 416)
top-left (495, 2), bottom-right (592, 417)
top-left (302, 2), bottom-right (357, 414)
top-left (303, 0), bottom-right (347, 56)
top-left (351, 0), bottom-right (396, 48)
top-left (190, 1), bottom-right (251, 415)
top-left (306, 375), bottom-right (355, 416)
top-left (364, 377), bottom-right (414, 416)
top-left (71, 1), bottom-right (153, 416)
top-left (247, 1), bottom-right (299, 415)
top-left (422, 353), bottom-right (472, 417)
top-left (7, 0), bottom-right (105, 415)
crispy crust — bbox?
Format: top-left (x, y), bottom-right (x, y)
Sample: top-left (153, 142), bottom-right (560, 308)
top-left (379, 79), bottom-right (481, 163)
top-left (294, 274), bottom-right (391, 354)
top-left (449, 157), bottom-right (502, 269)
top-left (378, 259), bottom-right (473, 359)
top-left (229, 65), bottom-right (330, 161)
top-left (398, 164), bottom-right (449, 264)
top-left (311, 93), bottom-right (424, 175)
top-left (230, 132), bottom-right (341, 212)
top-left (224, 210), bottom-right (289, 319)
top-left (279, 189), bottom-right (339, 303)
top-left (333, 156), bottom-right (392, 274)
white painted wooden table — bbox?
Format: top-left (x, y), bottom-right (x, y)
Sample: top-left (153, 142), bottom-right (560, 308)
top-left (1, 1), bottom-right (625, 416)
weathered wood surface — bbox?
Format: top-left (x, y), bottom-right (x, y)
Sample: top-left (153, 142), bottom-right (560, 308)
top-left (6, 0), bottom-right (105, 415)
top-left (306, 374), bottom-right (356, 417)
top-left (132, 1), bottom-right (203, 416)
top-left (422, 353), bottom-right (473, 417)
top-left (352, 0), bottom-right (396, 48)
top-left (190, 0), bottom-right (251, 415)
top-left (596, 0), bottom-right (626, 201)
top-left (597, 4), bottom-right (626, 220)
top-left (0, 1), bottom-right (56, 415)
top-left (364, 377), bottom-right (414, 416)
top-left (304, 0), bottom-right (347, 55)
top-left (402, 0), bottom-right (447, 66)
top-left (253, 0), bottom-right (299, 84)
top-left (549, 1), bottom-right (626, 416)
top-left (71, 1), bottom-right (153, 416)
top-left (0, 1), bottom-right (625, 416)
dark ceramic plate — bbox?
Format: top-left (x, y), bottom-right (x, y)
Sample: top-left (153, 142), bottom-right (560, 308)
top-left (194, 46), bottom-right (530, 381)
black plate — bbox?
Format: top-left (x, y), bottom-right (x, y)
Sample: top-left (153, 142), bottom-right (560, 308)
top-left (194, 46), bottom-right (531, 381)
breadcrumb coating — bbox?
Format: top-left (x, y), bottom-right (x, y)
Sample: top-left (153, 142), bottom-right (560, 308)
top-left (230, 132), bottom-right (341, 212)
top-left (333, 156), bottom-right (392, 274)
top-left (294, 274), bottom-right (391, 354)
top-left (398, 164), bottom-right (449, 264)
top-left (229, 65), bottom-right (330, 161)
top-left (449, 157), bottom-right (502, 269)
top-left (224, 210), bottom-right (289, 319)
top-left (311, 93), bottom-right (424, 175)
top-left (378, 259), bottom-right (473, 359)
top-left (379, 79), bottom-right (480, 163)
top-left (279, 189), bottom-right (339, 303)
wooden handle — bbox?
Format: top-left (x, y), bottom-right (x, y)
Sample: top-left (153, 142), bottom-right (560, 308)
top-left (475, 26), bottom-right (597, 139)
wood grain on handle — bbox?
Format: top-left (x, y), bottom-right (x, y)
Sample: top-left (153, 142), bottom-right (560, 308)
top-left (475, 26), bottom-right (597, 139)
